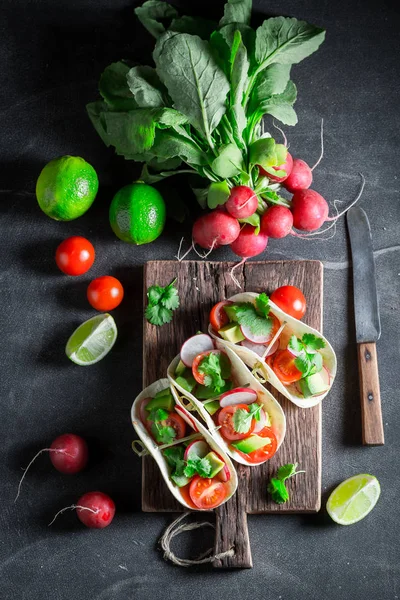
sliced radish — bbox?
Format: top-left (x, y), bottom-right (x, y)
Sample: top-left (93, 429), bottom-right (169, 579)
top-left (220, 387), bottom-right (258, 407)
top-left (175, 404), bottom-right (199, 431)
top-left (180, 334), bottom-right (214, 367)
top-left (240, 325), bottom-right (271, 345)
top-left (217, 464), bottom-right (231, 482)
top-left (253, 408), bottom-right (267, 433)
top-left (184, 440), bottom-right (209, 461)
top-left (241, 338), bottom-right (279, 358)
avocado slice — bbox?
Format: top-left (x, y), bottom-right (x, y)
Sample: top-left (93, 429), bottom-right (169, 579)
top-left (299, 372), bottom-right (329, 398)
top-left (224, 304), bottom-right (239, 323)
top-left (171, 472), bottom-right (191, 487)
top-left (154, 387), bottom-right (172, 399)
top-left (175, 360), bottom-right (187, 377)
top-left (175, 374), bottom-right (196, 393)
top-left (204, 451), bottom-right (225, 477)
top-left (231, 434), bottom-right (271, 454)
top-left (145, 393), bottom-right (174, 412)
top-left (203, 400), bottom-right (220, 416)
top-left (218, 322), bottom-right (245, 344)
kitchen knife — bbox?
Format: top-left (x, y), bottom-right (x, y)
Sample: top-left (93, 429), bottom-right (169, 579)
top-left (346, 206), bottom-right (384, 445)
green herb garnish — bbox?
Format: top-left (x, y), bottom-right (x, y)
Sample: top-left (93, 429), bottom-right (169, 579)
top-left (227, 293), bottom-right (272, 337)
top-left (145, 278), bottom-right (180, 326)
top-left (197, 352), bottom-right (231, 393)
top-left (267, 463), bottom-right (305, 504)
top-left (287, 333), bottom-right (325, 377)
top-left (232, 402), bottom-right (262, 433)
top-left (184, 456), bottom-right (212, 478)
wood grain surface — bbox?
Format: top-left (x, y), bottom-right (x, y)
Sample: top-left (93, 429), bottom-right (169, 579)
top-left (142, 260), bottom-right (323, 568)
top-left (357, 342), bottom-right (384, 446)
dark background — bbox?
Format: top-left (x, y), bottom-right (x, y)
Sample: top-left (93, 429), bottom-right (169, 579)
top-left (1, 0), bottom-right (400, 598)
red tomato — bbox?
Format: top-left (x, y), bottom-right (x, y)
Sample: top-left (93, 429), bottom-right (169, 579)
top-left (87, 276), bottom-right (124, 311)
top-left (189, 476), bottom-right (227, 509)
top-left (217, 404), bottom-right (256, 441)
top-left (209, 301), bottom-right (232, 331)
top-left (272, 349), bottom-right (303, 384)
top-left (270, 285), bottom-right (306, 320)
top-left (55, 236), bottom-right (95, 276)
top-left (164, 412), bottom-right (186, 440)
top-left (192, 350), bottom-right (229, 385)
top-left (238, 427), bottom-right (277, 463)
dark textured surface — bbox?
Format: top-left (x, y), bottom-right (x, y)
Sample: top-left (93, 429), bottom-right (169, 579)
top-left (1, 0), bottom-right (399, 597)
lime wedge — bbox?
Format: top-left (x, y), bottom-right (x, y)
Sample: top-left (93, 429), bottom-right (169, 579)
top-left (326, 474), bottom-right (380, 525)
top-left (66, 314), bottom-right (117, 366)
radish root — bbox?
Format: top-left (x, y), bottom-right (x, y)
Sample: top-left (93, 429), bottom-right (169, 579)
top-left (272, 120), bottom-right (288, 148)
top-left (48, 504), bottom-right (99, 527)
top-left (15, 448), bottom-right (74, 503)
top-left (311, 118), bottom-right (324, 171)
top-left (192, 238), bottom-right (217, 259)
top-left (175, 237), bottom-right (193, 262)
top-left (230, 258), bottom-right (247, 288)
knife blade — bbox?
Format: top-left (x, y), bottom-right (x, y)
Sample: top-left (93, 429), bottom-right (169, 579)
top-left (347, 207), bottom-right (384, 445)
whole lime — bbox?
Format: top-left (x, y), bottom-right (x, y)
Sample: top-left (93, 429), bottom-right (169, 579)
top-left (36, 156), bottom-right (99, 221)
top-left (109, 183), bottom-right (166, 245)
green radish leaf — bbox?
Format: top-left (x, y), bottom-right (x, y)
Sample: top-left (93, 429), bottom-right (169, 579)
top-left (170, 16), bottom-right (217, 39)
top-left (238, 212), bottom-right (260, 234)
top-left (147, 156), bottom-right (182, 172)
top-left (140, 165), bottom-right (190, 184)
top-left (99, 62), bottom-right (138, 111)
top-left (127, 66), bottom-right (167, 108)
top-left (249, 63), bottom-right (292, 109)
top-left (219, 23), bottom-right (255, 63)
top-left (152, 128), bottom-right (209, 166)
top-left (153, 33), bottom-right (230, 144)
top-left (192, 185), bottom-right (209, 209)
top-left (249, 137), bottom-right (276, 168)
top-left (135, 0), bottom-right (178, 39)
top-left (228, 30), bottom-right (249, 144)
top-left (255, 17), bottom-right (325, 68)
top-left (220, 0), bottom-right (252, 26)
top-left (253, 81), bottom-right (298, 126)
top-left (86, 101), bottom-right (111, 146)
top-left (207, 180), bottom-right (230, 209)
top-left (275, 144), bottom-right (288, 165)
top-left (211, 143), bottom-right (243, 178)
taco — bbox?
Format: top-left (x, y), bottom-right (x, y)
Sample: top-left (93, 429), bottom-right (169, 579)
top-left (167, 338), bottom-right (286, 466)
top-left (131, 378), bottom-right (237, 510)
top-left (208, 292), bottom-right (337, 409)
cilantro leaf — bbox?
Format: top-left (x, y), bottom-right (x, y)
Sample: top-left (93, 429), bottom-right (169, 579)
top-left (163, 446), bottom-right (185, 468)
top-left (152, 423), bottom-right (177, 444)
top-left (147, 408), bottom-right (169, 423)
top-left (267, 478), bottom-right (289, 504)
top-left (248, 403), bottom-right (262, 421)
top-left (294, 355), bottom-right (310, 375)
top-left (198, 352), bottom-right (231, 393)
top-left (145, 304), bottom-right (173, 326)
top-left (267, 462), bottom-right (305, 504)
top-left (173, 458), bottom-right (186, 478)
top-left (184, 456), bottom-right (212, 478)
top-left (288, 335), bottom-right (304, 354)
top-left (230, 303), bottom-right (273, 337)
top-left (145, 278), bottom-right (179, 326)
top-left (255, 293), bottom-right (270, 318)
top-left (233, 408), bottom-right (253, 433)
top-left (302, 333), bottom-right (325, 352)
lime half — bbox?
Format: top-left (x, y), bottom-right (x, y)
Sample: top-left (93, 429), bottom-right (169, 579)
top-left (66, 314), bottom-right (117, 366)
top-left (326, 474), bottom-right (380, 525)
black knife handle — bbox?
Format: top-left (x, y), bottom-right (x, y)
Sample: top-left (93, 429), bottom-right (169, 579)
top-left (357, 342), bottom-right (384, 445)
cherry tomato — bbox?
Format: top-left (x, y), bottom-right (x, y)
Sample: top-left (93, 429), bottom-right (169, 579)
top-left (217, 404), bottom-right (256, 441)
top-left (164, 412), bottom-right (186, 440)
top-left (238, 427), bottom-right (277, 464)
top-left (55, 236), bottom-right (95, 276)
top-left (87, 276), bottom-right (124, 311)
top-left (189, 476), bottom-right (227, 509)
top-left (272, 349), bottom-right (303, 384)
top-left (209, 301), bottom-right (232, 331)
top-left (192, 350), bottom-right (230, 385)
top-left (270, 285), bottom-right (306, 320)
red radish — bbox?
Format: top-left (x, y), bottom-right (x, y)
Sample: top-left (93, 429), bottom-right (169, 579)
top-left (49, 434), bottom-right (89, 474)
top-left (253, 408), bottom-right (267, 433)
top-left (261, 205), bottom-right (293, 239)
top-left (225, 186), bottom-right (258, 219)
top-left (15, 433), bottom-right (88, 502)
top-left (184, 440), bottom-right (209, 461)
top-left (230, 225), bottom-right (268, 258)
top-left (219, 387), bottom-right (257, 407)
top-left (180, 334), bottom-right (214, 367)
top-left (49, 491), bottom-right (116, 528)
top-left (240, 324), bottom-right (272, 345)
top-left (174, 404), bottom-right (199, 432)
top-left (259, 151), bottom-right (293, 183)
top-left (291, 189), bottom-right (329, 231)
top-left (192, 211), bottom-right (240, 249)
top-left (283, 158), bottom-right (313, 192)
top-left (241, 338), bottom-right (279, 357)
top-left (217, 463), bottom-right (231, 482)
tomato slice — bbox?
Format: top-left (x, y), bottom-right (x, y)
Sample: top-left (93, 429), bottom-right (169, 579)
top-left (164, 412), bottom-right (186, 440)
top-left (209, 301), bottom-right (232, 331)
top-left (270, 285), bottom-right (306, 320)
top-left (189, 476), bottom-right (227, 509)
top-left (217, 404), bottom-right (256, 441)
top-left (271, 349), bottom-right (303, 384)
top-left (192, 349), bottom-right (230, 385)
top-left (238, 427), bottom-right (277, 464)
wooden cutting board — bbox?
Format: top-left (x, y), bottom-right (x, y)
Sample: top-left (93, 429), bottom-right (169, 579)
top-left (142, 260), bottom-right (323, 569)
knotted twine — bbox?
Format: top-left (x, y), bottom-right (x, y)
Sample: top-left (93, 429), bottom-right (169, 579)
top-left (159, 512), bottom-right (235, 567)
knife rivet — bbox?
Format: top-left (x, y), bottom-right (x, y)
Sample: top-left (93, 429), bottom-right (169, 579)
top-left (368, 393), bottom-right (374, 402)
top-left (365, 349), bottom-right (371, 361)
